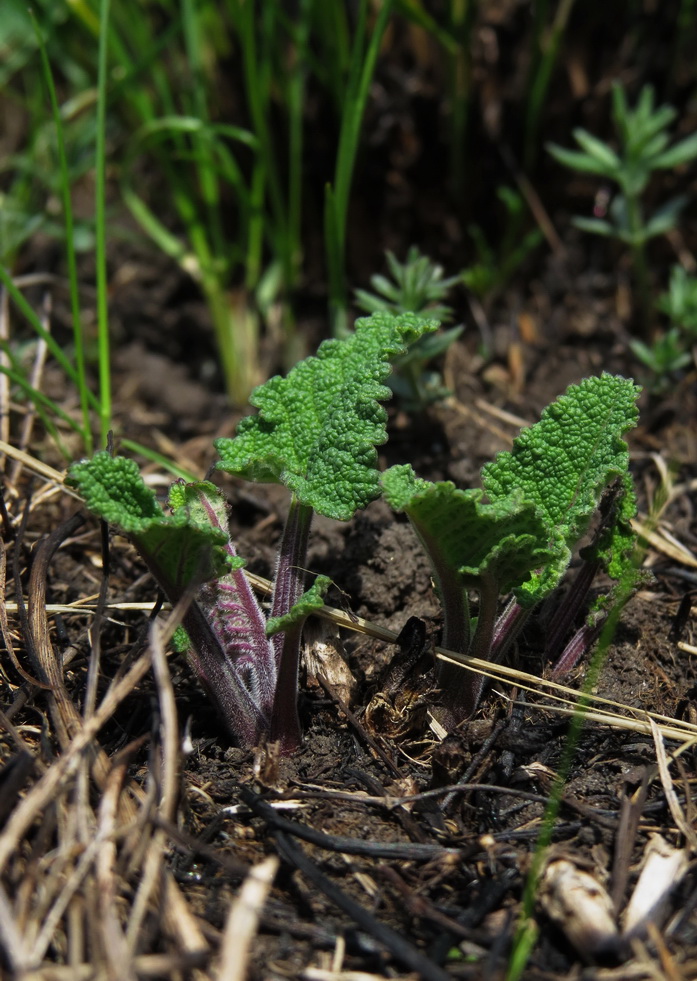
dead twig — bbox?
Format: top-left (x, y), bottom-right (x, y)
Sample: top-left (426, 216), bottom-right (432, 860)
top-left (240, 790), bottom-right (462, 862)
top-left (272, 829), bottom-right (451, 981)
top-left (0, 645), bottom-right (153, 876)
top-left (650, 718), bottom-right (697, 849)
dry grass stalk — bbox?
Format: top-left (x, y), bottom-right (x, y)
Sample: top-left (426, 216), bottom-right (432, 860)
top-left (0, 431), bottom-right (694, 977)
top-left (216, 855), bottom-right (278, 981)
top-left (0, 614), bottom-right (208, 974)
top-left (649, 718), bottom-right (697, 849)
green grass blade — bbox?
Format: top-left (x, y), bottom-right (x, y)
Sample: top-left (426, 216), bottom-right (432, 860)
top-left (309, 1), bottom-right (351, 107)
top-left (524, 0), bottom-right (577, 172)
top-left (30, 9), bottom-right (92, 454)
top-left (324, 182), bottom-right (346, 336)
top-left (245, 164), bottom-right (266, 291)
top-left (106, 17), bottom-right (181, 117)
top-left (122, 185), bottom-right (196, 269)
top-left (326, 0), bottom-right (394, 330)
top-left (119, 438), bottom-right (198, 482)
top-left (0, 264), bottom-right (99, 413)
top-left (446, 0), bottom-right (476, 202)
top-left (181, 0), bottom-right (226, 262)
top-left (95, 0), bottom-right (112, 448)
top-left (393, 0), bottom-right (458, 54)
top-left (287, 0), bottom-right (311, 287)
top-left (0, 362), bottom-right (82, 459)
top-left (333, 0), bottom-right (393, 248)
top-left (506, 556), bottom-right (644, 978)
top-left (236, 0), bottom-right (289, 276)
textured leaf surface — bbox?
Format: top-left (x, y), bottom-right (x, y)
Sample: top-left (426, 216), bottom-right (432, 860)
top-left (215, 312), bottom-right (439, 520)
top-left (382, 465), bottom-right (550, 594)
top-left (67, 453), bottom-right (229, 593)
top-left (584, 471), bottom-right (638, 581)
top-left (68, 454), bottom-right (282, 748)
top-left (266, 575), bottom-right (331, 636)
top-left (481, 373), bottom-right (639, 602)
top-left (68, 453), bottom-right (163, 531)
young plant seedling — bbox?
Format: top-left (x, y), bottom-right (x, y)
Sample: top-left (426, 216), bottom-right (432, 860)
top-left (629, 264), bottom-right (697, 391)
top-left (629, 328), bottom-right (692, 392)
top-left (67, 312), bottom-right (438, 754)
top-left (354, 245), bottom-right (463, 409)
top-left (548, 83), bottom-right (697, 333)
top-left (658, 265), bottom-right (697, 341)
top-left (461, 185), bottom-right (543, 304)
top-left (382, 374), bottom-right (640, 728)
top-left (354, 245), bottom-right (460, 323)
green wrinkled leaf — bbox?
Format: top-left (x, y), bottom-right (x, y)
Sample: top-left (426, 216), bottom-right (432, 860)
top-left (265, 575), bottom-right (332, 636)
top-left (382, 465), bottom-right (551, 596)
top-left (215, 312), bottom-right (439, 520)
top-left (591, 471), bottom-right (640, 580)
top-left (67, 453), bottom-right (231, 593)
top-left (172, 625), bottom-right (191, 653)
top-left (68, 453), bottom-right (163, 531)
top-left (481, 373), bottom-right (640, 603)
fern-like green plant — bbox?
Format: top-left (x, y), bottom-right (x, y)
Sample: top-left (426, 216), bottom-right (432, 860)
top-left (354, 246), bottom-right (462, 408)
top-left (548, 83), bottom-right (697, 332)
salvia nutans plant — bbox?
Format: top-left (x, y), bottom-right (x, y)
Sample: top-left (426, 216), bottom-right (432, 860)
top-left (68, 313), bottom-right (642, 753)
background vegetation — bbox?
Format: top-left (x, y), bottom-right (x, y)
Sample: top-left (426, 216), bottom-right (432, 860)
top-left (1, 4), bottom-right (696, 977)
top-left (2, 0), bottom-right (696, 453)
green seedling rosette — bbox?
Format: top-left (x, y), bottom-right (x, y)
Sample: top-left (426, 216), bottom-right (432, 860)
top-left (68, 312), bottom-right (439, 752)
top-left (214, 311), bottom-right (439, 519)
top-left (383, 373), bottom-right (640, 723)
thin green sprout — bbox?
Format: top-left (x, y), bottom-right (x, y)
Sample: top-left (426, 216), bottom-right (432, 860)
top-left (506, 550), bottom-right (646, 979)
top-left (524, 0), bottom-right (577, 172)
top-left (30, 9), bottom-right (92, 453)
top-left (119, 438), bottom-right (199, 482)
top-left (0, 363), bottom-right (79, 459)
top-left (95, 0), bottom-right (112, 448)
top-left (0, 264), bottom-right (99, 415)
top-left (326, 0), bottom-right (394, 334)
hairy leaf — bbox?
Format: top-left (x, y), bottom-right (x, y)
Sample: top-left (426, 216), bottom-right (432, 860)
top-left (266, 575), bottom-right (332, 636)
top-left (68, 453), bottom-right (277, 746)
top-left (215, 312), bottom-right (439, 520)
top-left (382, 465), bottom-right (550, 594)
top-left (67, 453), bottom-right (230, 593)
top-left (481, 373), bottom-right (640, 603)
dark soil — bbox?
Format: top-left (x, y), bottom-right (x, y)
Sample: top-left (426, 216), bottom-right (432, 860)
top-left (3, 321), bottom-right (696, 977)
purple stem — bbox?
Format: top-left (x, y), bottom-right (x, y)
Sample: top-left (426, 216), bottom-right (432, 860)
top-left (134, 487), bottom-right (276, 747)
top-left (268, 497), bottom-right (314, 752)
top-left (550, 613), bottom-right (606, 677)
top-left (466, 572), bottom-right (502, 712)
top-left (491, 597), bottom-right (529, 662)
top-left (432, 565), bottom-right (473, 730)
top-left (544, 558), bottom-right (600, 663)
top-left (179, 599), bottom-right (269, 747)
top-left (440, 572), bottom-right (501, 725)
